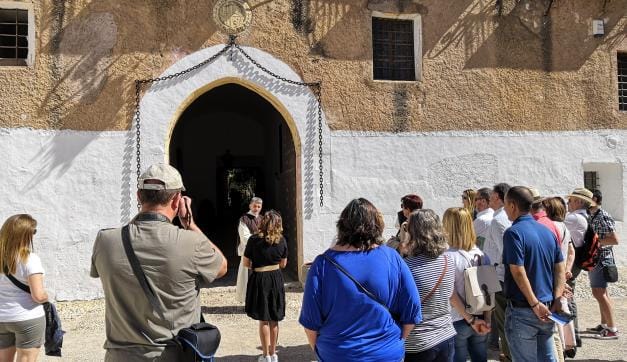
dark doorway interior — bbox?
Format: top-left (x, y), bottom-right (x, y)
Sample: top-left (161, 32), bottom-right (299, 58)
top-left (169, 83), bottom-right (298, 284)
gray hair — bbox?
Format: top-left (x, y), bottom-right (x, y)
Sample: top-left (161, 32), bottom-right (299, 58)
top-left (405, 209), bottom-right (448, 258)
top-left (250, 197), bottom-right (263, 204)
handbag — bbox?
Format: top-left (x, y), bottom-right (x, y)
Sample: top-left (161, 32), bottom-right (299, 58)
top-left (600, 248), bottom-right (618, 283)
top-left (121, 224), bottom-right (220, 362)
top-left (4, 268), bottom-right (65, 356)
top-left (322, 252), bottom-right (448, 314)
top-left (457, 250), bottom-right (501, 314)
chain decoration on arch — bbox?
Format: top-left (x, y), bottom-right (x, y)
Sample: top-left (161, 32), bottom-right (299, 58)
top-left (133, 36), bottom-right (325, 210)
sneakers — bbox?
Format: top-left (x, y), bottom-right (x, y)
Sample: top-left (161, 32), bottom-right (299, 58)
top-left (586, 324), bottom-right (605, 333)
top-left (595, 328), bottom-right (619, 340)
top-left (257, 355), bottom-right (271, 362)
top-left (270, 354), bottom-right (278, 362)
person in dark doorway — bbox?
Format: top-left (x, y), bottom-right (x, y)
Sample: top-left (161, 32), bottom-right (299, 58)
top-left (243, 210), bottom-right (288, 362)
top-left (236, 197), bottom-right (263, 304)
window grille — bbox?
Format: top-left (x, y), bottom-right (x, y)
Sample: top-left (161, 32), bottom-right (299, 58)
top-left (619, 53), bottom-right (627, 111)
top-left (0, 8), bottom-right (28, 66)
top-left (584, 171), bottom-right (600, 192)
top-left (372, 17), bottom-right (415, 81)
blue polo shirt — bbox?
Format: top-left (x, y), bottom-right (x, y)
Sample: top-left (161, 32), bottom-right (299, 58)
top-left (503, 214), bottom-right (563, 303)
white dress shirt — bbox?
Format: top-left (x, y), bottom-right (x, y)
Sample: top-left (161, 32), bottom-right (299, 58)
top-left (473, 207), bottom-right (494, 250)
top-left (482, 207), bottom-right (511, 282)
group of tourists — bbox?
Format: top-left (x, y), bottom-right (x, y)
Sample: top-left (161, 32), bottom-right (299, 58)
top-left (0, 162), bottom-right (620, 362)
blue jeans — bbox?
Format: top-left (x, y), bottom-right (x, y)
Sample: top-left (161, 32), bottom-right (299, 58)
top-left (453, 320), bottom-right (487, 362)
top-left (405, 336), bottom-right (455, 362)
top-left (505, 304), bottom-right (556, 362)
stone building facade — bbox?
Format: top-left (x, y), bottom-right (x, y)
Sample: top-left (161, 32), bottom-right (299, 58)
top-left (0, 0), bottom-right (625, 300)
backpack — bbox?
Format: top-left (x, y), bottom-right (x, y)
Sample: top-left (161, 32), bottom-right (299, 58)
top-left (574, 211), bottom-right (601, 271)
top-left (458, 250), bottom-right (502, 315)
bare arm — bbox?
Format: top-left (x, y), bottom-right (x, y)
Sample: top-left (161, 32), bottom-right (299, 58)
top-left (304, 328), bottom-right (317, 350)
top-left (401, 324), bottom-right (415, 339)
top-left (509, 265), bottom-right (551, 322)
top-left (179, 196), bottom-right (228, 278)
top-left (565, 242), bottom-right (575, 279)
top-left (450, 292), bottom-right (490, 334)
top-left (243, 256), bottom-right (252, 268)
top-left (552, 261), bottom-right (566, 300)
top-left (600, 232), bottom-right (619, 246)
top-left (279, 258), bottom-right (287, 269)
top-left (28, 274), bottom-right (48, 304)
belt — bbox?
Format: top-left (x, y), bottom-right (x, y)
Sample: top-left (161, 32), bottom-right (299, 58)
top-left (254, 264), bottom-right (280, 272)
top-left (509, 299), bottom-right (552, 308)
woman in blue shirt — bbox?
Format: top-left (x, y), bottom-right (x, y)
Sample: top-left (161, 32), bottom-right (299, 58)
top-left (299, 198), bottom-right (422, 362)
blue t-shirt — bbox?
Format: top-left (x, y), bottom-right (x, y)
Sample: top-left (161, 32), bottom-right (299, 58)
top-left (503, 214), bottom-right (564, 303)
top-left (299, 246), bottom-right (422, 362)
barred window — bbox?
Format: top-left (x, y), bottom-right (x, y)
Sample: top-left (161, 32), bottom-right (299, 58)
top-left (372, 17), bottom-right (415, 81)
top-left (584, 171), bottom-right (599, 192)
top-left (619, 53), bottom-right (627, 111)
top-left (0, 8), bottom-right (28, 66)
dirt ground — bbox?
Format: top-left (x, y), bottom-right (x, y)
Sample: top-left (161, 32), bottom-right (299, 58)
top-left (41, 269), bottom-right (627, 362)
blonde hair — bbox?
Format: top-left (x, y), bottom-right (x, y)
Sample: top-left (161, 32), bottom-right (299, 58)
top-left (443, 207), bottom-right (476, 251)
top-left (0, 214), bottom-right (37, 275)
top-left (259, 210), bottom-right (283, 244)
top-left (462, 189), bottom-right (477, 216)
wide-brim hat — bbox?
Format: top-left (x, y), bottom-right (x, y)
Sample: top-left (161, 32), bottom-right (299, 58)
top-left (528, 187), bottom-right (543, 204)
top-left (566, 187), bottom-right (596, 207)
top-left (139, 163), bottom-right (186, 191)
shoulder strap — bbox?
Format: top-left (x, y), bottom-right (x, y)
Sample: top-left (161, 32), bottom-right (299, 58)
top-left (422, 254), bottom-right (448, 304)
top-left (3, 267), bottom-right (31, 294)
top-left (121, 225), bottom-right (167, 321)
top-left (322, 253), bottom-right (389, 311)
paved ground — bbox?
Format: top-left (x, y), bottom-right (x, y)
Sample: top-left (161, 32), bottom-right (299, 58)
top-left (41, 268), bottom-right (627, 361)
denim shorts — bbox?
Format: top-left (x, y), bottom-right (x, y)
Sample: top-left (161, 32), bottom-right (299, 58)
top-left (588, 262), bottom-right (608, 288)
top-left (0, 316), bottom-right (46, 349)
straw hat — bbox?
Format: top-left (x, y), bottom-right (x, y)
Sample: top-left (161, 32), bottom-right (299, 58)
top-left (566, 188), bottom-right (596, 207)
top-left (528, 187), bottom-right (543, 203)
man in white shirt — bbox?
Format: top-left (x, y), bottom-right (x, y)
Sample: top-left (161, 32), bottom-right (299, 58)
top-left (473, 187), bottom-right (494, 250)
top-left (564, 188), bottom-right (592, 347)
top-left (482, 183), bottom-right (512, 360)
top-left (236, 197), bottom-right (263, 303)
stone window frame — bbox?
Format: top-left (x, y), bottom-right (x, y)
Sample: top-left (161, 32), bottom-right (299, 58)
top-left (0, 1), bottom-right (35, 67)
top-left (371, 11), bottom-right (422, 82)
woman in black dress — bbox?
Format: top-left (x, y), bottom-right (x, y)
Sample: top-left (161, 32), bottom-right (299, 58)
top-left (243, 210), bottom-right (288, 362)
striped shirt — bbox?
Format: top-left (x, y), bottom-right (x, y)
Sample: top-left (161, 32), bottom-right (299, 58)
top-left (404, 253), bottom-right (456, 353)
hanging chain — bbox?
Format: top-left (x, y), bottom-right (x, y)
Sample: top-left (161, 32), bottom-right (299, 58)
top-left (133, 37), bottom-right (324, 209)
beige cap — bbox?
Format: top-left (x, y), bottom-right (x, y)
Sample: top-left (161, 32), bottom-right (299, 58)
top-left (567, 187), bottom-right (596, 207)
top-left (138, 163), bottom-right (185, 191)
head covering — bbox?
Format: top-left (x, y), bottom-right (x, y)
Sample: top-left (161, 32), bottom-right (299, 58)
top-left (567, 187), bottom-right (596, 207)
top-left (138, 163), bottom-right (185, 191)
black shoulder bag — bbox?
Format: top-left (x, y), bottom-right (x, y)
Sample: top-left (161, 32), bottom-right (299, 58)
top-left (121, 224), bottom-right (220, 362)
top-left (4, 268), bottom-right (64, 356)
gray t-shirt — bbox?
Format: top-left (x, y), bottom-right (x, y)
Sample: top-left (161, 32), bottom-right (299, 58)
top-left (90, 214), bottom-right (223, 357)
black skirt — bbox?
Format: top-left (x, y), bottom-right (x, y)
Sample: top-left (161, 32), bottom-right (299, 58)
top-left (245, 269), bottom-right (285, 321)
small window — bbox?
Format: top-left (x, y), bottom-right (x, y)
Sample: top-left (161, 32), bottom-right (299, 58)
top-left (0, 8), bottom-right (28, 66)
top-left (584, 171), bottom-right (599, 191)
top-left (619, 53), bottom-right (627, 111)
top-left (372, 17), bottom-right (416, 81)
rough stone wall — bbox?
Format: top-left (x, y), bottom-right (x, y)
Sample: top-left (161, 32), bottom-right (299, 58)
top-left (0, 0), bottom-right (626, 131)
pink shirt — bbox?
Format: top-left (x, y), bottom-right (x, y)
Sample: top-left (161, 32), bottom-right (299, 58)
top-left (533, 210), bottom-right (561, 246)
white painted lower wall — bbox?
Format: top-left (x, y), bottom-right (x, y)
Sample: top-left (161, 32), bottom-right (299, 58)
top-left (1, 127), bottom-right (625, 300)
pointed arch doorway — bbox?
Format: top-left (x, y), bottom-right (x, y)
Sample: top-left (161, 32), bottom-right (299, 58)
top-left (168, 79), bottom-right (302, 283)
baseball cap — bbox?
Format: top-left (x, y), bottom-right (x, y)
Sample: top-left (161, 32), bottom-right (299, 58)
top-left (138, 163), bottom-right (185, 191)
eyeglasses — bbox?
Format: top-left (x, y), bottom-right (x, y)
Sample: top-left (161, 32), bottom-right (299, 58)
top-left (33, 229), bottom-right (37, 235)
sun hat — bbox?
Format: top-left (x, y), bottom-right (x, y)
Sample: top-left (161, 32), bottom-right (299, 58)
top-left (528, 187), bottom-right (543, 202)
top-left (138, 163), bottom-right (185, 191)
top-left (566, 187), bottom-right (596, 207)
